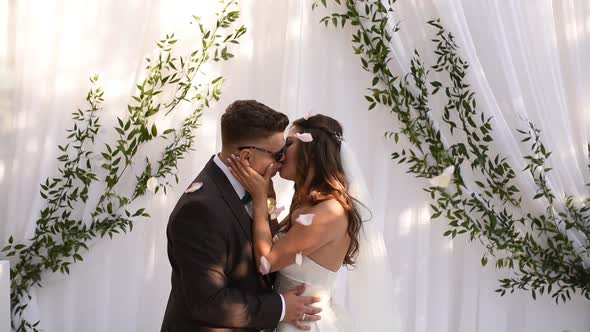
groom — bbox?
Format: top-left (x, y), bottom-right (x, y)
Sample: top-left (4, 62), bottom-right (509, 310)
top-left (161, 100), bottom-right (321, 331)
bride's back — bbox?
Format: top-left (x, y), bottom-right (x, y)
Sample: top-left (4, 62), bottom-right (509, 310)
top-left (277, 113), bottom-right (362, 271)
top-left (289, 199), bottom-right (351, 272)
top-left (276, 199), bottom-right (356, 332)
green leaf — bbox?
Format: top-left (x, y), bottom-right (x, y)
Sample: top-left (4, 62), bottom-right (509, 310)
top-left (481, 256), bottom-right (488, 266)
top-left (361, 57), bottom-right (368, 68)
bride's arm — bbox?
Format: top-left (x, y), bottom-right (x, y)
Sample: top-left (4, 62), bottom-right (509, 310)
top-left (227, 155), bottom-right (345, 274)
top-left (252, 198), bottom-right (344, 273)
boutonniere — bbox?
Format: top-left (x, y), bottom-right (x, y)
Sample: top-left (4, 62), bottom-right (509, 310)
top-left (267, 198), bottom-right (285, 220)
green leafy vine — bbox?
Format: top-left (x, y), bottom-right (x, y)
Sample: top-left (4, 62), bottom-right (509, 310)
top-left (1, 1), bottom-right (246, 330)
top-left (315, 0), bottom-right (590, 303)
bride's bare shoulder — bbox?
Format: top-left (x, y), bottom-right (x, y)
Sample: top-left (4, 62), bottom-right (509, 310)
top-left (291, 199), bottom-right (346, 226)
top-left (315, 199), bottom-right (345, 216)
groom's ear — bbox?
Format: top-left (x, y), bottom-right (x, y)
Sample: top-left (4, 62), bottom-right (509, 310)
top-left (238, 148), bottom-right (251, 162)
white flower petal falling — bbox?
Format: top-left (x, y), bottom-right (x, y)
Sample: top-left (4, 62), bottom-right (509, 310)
top-left (146, 177), bottom-right (158, 192)
top-left (185, 182), bottom-right (203, 193)
top-left (295, 252), bottom-right (303, 266)
top-left (429, 165), bottom-right (455, 188)
top-left (294, 132), bottom-right (313, 142)
top-left (260, 256), bottom-right (271, 275)
top-left (295, 214), bottom-right (315, 226)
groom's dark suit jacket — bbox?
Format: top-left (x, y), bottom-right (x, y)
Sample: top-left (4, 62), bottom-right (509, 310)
top-left (161, 156), bottom-right (282, 332)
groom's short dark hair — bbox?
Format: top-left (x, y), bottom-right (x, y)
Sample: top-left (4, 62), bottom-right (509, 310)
top-left (221, 100), bottom-right (289, 145)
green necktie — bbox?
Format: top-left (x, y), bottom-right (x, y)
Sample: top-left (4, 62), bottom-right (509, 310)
top-left (241, 192), bottom-right (252, 204)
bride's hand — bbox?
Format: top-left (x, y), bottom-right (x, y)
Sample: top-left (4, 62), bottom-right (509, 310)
top-left (227, 154), bottom-right (277, 202)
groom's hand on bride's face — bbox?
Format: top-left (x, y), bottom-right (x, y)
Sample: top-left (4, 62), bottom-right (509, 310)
top-left (282, 284), bottom-right (322, 331)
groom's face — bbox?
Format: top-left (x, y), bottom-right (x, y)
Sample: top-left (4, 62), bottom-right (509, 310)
top-left (239, 132), bottom-right (285, 176)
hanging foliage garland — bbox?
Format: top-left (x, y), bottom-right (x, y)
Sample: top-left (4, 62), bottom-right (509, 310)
top-left (1, 1), bottom-right (247, 330)
top-left (314, 0), bottom-right (590, 303)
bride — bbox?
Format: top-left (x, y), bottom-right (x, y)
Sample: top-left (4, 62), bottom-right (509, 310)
top-left (228, 114), bottom-right (393, 331)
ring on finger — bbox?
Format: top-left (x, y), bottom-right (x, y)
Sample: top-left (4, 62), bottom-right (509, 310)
top-left (301, 313), bottom-right (306, 321)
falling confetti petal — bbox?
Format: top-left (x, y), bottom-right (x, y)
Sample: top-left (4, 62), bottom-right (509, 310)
top-left (295, 214), bottom-right (315, 226)
top-left (260, 256), bottom-right (271, 275)
top-left (294, 133), bottom-right (313, 143)
top-left (429, 165), bottom-right (455, 188)
top-left (146, 177), bottom-right (158, 192)
top-left (295, 252), bottom-right (303, 266)
top-left (185, 182), bottom-right (203, 193)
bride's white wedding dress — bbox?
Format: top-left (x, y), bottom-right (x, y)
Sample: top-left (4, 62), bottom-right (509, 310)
top-left (275, 256), bottom-right (354, 332)
top-left (273, 141), bottom-right (394, 332)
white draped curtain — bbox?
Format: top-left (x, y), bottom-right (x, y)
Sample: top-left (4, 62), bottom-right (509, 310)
top-left (1, 0), bottom-right (590, 331)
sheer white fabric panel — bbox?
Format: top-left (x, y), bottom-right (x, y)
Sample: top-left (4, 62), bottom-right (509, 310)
top-left (0, 0), bottom-right (589, 331)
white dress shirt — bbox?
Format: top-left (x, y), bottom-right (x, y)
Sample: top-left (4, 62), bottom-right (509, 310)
top-left (213, 154), bottom-right (286, 322)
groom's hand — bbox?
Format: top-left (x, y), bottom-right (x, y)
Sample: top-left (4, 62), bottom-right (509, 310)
top-left (282, 284), bottom-right (322, 331)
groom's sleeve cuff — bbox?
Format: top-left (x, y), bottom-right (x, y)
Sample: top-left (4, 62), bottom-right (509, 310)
top-left (279, 294), bottom-right (286, 321)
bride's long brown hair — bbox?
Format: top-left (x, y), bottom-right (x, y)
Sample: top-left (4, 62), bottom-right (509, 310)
top-left (282, 114), bottom-right (363, 266)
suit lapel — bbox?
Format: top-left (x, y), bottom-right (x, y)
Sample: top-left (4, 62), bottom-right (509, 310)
top-left (204, 156), bottom-right (275, 287)
top-left (204, 157), bottom-right (253, 242)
